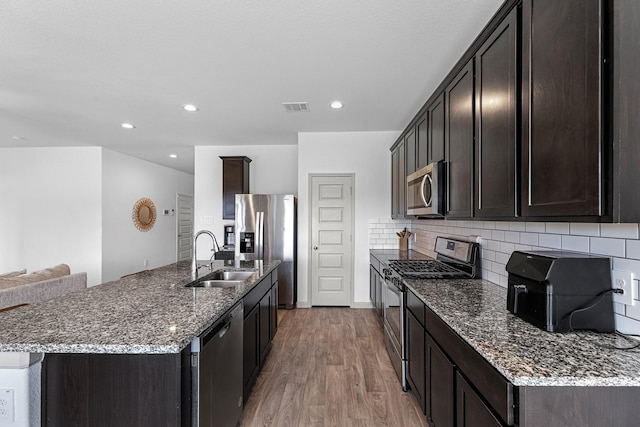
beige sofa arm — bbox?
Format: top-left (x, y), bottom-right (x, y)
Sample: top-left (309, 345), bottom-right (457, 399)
top-left (0, 272), bottom-right (87, 310)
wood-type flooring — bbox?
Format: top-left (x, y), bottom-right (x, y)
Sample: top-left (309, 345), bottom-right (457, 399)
top-left (240, 307), bottom-right (428, 427)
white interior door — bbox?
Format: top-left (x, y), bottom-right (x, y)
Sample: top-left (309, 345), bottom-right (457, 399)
top-left (310, 174), bottom-right (354, 306)
top-left (176, 194), bottom-right (194, 261)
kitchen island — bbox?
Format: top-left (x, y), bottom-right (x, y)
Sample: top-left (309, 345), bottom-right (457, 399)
top-left (371, 250), bottom-right (640, 426)
top-left (0, 259), bottom-right (280, 427)
top-left (0, 259), bottom-right (278, 354)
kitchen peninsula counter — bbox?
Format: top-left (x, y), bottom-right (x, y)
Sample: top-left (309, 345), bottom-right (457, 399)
top-left (0, 259), bottom-right (280, 354)
top-left (370, 250), bottom-right (640, 387)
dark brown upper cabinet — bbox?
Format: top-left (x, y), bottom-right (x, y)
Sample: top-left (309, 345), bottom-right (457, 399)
top-left (391, 0), bottom-right (640, 222)
top-left (428, 93), bottom-right (446, 164)
top-left (521, 0), bottom-right (602, 217)
top-left (416, 112), bottom-right (429, 170)
top-left (412, 94), bottom-right (444, 173)
top-left (475, 7), bottom-right (518, 219)
top-left (612, 0), bottom-right (640, 222)
top-left (220, 156), bottom-right (251, 220)
top-left (391, 140), bottom-right (406, 219)
top-left (445, 60), bottom-right (475, 219)
top-left (405, 128), bottom-right (417, 175)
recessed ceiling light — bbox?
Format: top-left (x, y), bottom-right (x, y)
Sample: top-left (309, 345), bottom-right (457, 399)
top-left (121, 123), bottom-right (135, 129)
top-left (330, 101), bottom-right (343, 109)
top-left (169, 154), bottom-right (178, 159)
top-left (183, 104), bottom-right (199, 112)
top-left (12, 135), bottom-right (27, 141)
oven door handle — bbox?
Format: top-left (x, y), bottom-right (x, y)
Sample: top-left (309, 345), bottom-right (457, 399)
top-left (421, 174), bottom-right (433, 207)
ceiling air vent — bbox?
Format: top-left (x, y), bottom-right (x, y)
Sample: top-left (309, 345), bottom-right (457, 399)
top-left (282, 102), bottom-right (310, 112)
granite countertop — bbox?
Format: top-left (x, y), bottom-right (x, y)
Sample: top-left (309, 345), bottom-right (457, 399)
top-left (0, 259), bottom-right (279, 354)
top-left (370, 249), bottom-right (640, 387)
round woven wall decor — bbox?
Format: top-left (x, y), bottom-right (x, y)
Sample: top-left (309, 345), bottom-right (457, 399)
top-left (132, 197), bottom-right (157, 232)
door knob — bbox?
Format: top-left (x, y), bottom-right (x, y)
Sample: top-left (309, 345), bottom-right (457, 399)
top-left (313, 246), bottom-right (318, 250)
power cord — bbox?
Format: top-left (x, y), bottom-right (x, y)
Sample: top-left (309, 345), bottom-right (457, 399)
top-left (569, 289), bottom-right (640, 351)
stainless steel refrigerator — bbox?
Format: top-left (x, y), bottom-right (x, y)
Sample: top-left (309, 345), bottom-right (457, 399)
top-left (234, 194), bottom-right (297, 309)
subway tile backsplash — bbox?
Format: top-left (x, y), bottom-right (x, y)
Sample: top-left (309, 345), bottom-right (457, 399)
top-left (369, 218), bottom-right (640, 335)
top-left (368, 218), bottom-right (412, 249)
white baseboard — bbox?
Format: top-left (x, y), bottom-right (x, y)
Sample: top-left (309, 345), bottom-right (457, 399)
top-left (351, 301), bottom-right (374, 309)
top-left (293, 301), bottom-right (374, 309)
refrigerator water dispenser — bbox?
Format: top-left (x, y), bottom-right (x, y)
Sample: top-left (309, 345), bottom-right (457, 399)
top-left (239, 232), bottom-right (255, 253)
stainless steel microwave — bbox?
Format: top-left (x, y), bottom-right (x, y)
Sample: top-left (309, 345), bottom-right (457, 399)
top-left (406, 161), bottom-right (444, 217)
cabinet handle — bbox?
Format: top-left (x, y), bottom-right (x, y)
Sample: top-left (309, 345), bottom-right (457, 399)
top-left (313, 246), bottom-right (318, 250)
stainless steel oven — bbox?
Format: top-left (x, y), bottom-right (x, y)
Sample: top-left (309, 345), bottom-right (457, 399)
top-left (382, 266), bottom-right (406, 390)
top-left (382, 237), bottom-right (480, 391)
top-left (406, 161), bottom-right (444, 217)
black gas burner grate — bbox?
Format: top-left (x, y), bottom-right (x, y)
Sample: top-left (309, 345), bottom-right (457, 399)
top-left (389, 259), bottom-right (467, 278)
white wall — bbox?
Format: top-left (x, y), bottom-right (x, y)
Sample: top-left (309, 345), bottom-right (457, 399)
top-left (101, 149), bottom-right (194, 282)
top-left (0, 147), bottom-right (103, 285)
top-left (298, 131), bottom-right (399, 307)
top-left (0, 147), bottom-right (194, 286)
top-left (193, 145), bottom-right (298, 254)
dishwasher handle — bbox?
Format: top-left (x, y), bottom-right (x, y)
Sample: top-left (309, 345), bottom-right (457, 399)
top-left (218, 323), bottom-right (231, 339)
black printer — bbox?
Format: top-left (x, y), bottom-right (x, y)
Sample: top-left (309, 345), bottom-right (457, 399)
top-left (506, 250), bottom-right (615, 332)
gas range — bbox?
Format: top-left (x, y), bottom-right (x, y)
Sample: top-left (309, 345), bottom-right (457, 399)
top-left (381, 236), bottom-right (480, 392)
top-left (388, 236), bottom-right (480, 281)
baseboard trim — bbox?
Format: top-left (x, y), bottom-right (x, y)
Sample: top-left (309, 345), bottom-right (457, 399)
top-left (295, 301), bottom-right (374, 309)
top-left (351, 301), bottom-right (374, 309)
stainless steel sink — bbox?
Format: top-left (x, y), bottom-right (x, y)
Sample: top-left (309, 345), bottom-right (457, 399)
top-left (196, 279), bottom-right (245, 288)
top-left (185, 270), bottom-right (256, 288)
top-left (210, 271), bottom-right (256, 281)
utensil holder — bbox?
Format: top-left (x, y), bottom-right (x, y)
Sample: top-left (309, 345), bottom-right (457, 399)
top-left (399, 238), bottom-right (408, 252)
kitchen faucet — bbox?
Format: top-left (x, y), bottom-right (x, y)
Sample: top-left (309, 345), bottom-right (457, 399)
top-left (192, 230), bottom-right (220, 280)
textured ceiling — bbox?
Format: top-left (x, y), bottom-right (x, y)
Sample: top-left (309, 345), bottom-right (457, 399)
top-left (1, 0), bottom-right (503, 173)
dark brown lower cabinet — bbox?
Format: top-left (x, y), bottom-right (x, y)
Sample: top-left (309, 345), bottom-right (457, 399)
top-left (426, 333), bottom-right (455, 427)
top-left (406, 291), bottom-right (508, 427)
top-left (259, 290), bottom-right (272, 365)
top-left (43, 350), bottom-right (191, 427)
top-left (456, 372), bottom-right (503, 427)
top-left (369, 263), bottom-right (384, 321)
top-left (243, 270), bottom-right (278, 401)
top-left (403, 291), bottom-right (640, 427)
top-left (406, 310), bottom-right (426, 412)
top-left (369, 265), bottom-right (376, 306)
top-left (243, 304), bottom-right (260, 400)
top-left (270, 279), bottom-right (278, 340)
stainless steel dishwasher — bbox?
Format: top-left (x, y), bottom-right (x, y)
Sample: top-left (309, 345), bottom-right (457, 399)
top-left (191, 301), bottom-right (244, 427)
